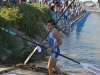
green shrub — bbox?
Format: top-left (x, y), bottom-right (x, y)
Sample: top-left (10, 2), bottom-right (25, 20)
top-left (0, 3), bottom-right (52, 60)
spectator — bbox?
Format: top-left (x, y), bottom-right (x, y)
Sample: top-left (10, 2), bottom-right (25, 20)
top-left (63, 6), bottom-right (70, 22)
top-left (68, 0), bottom-right (71, 5)
top-left (60, 0), bottom-right (65, 7)
top-left (43, 0), bottom-right (47, 4)
top-left (53, 0), bottom-right (58, 6)
top-left (60, 5), bottom-right (65, 13)
top-left (54, 6), bottom-right (59, 21)
top-left (50, 2), bottom-right (55, 12)
top-left (39, 0), bottom-right (43, 5)
top-left (76, 4), bottom-right (81, 16)
top-left (65, 0), bottom-right (68, 6)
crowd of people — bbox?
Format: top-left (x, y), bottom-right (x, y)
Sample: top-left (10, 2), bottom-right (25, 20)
top-left (49, 0), bottom-right (86, 22)
top-left (23, 0), bottom-right (85, 22)
top-left (0, 0), bottom-right (86, 22)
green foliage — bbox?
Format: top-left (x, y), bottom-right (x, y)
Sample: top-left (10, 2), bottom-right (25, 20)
top-left (0, 36), bottom-right (6, 55)
top-left (0, 3), bottom-right (52, 60)
top-left (0, 30), bottom-right (22, 59)
top-left (0, 3), bottom-right (52, 37)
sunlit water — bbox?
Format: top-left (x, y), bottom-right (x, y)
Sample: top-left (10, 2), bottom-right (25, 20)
top-left (33, 12), bottom-right (100, 75)
top-left (57, 12), bottom-right (100, 75)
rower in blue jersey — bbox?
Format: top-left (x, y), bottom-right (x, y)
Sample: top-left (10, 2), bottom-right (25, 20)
top-left (41, 20), bottom-right (63, 75)
top-left (48, 28), bottom-right (60, 58)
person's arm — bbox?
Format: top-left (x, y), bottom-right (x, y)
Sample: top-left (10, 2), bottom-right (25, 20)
top-left (40, 41), bottom-right (49, 46)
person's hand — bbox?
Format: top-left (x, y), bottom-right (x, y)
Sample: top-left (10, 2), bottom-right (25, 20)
top-left (47, 48), bottom-right (53, 51)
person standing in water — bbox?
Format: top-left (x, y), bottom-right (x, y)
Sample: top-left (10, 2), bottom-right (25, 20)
top-left (41, 20), bottom-right (63, 75)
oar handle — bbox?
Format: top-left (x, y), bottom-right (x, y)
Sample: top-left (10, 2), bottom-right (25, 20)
top-left (0, 27), bottom-right (16, 36)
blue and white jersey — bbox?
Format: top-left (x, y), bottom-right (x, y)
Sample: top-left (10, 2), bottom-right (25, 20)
top-left (48, 28), bottom-right (60, 58)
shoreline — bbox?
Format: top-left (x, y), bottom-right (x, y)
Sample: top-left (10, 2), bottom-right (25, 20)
top-left (0, 58), bottom-right (69, 75)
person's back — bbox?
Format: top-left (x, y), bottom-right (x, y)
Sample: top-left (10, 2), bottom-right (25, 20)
top-left (64, 7), bottom-right (69, 16)
top-left (65, 10), bottom-right (69, 16)
top-left (63, 6), bottom-right (69, 21)
top-left (68, 9), bottom-right (70, 15)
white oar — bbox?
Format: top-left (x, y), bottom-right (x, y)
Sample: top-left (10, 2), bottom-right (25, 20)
top-left (24, 46), bottom-right (41, 65)
top-left (24, 46), bottom-right (38, 65)
top-left (80, 63), bottom-right (100, 75)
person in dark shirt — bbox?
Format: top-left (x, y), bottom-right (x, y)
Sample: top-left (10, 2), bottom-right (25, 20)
top-left (50, 2), bottom-right (55, 12)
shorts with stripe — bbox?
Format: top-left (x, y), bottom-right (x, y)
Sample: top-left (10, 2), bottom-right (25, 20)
top-left (50, 47), bottom-right (60, 58)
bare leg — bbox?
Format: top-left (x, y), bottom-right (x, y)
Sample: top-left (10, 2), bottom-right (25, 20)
top-left (52, 58), bottom-right (63, 75)
top-left (48, 56), bottom-right (63, 75)
top-left (48, 56), bottom-right (54, 75)
top-left (53, 65), bottom-right (63, 75)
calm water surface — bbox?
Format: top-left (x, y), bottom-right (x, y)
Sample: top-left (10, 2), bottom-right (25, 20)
top-left (57, 12), bottom-right (100, 75)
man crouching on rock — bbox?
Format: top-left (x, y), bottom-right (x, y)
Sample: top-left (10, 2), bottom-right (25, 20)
top-left (41, 20), bottom-right (63, 75)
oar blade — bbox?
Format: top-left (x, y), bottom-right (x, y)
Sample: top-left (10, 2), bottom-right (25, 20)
top-left (81, 63), bottom-right (100, 75)
top-left (24, 47), bottom-right (38, 65)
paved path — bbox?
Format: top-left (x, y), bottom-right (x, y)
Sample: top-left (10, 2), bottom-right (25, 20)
top-left (0, 65), bottom-right (46, 75)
